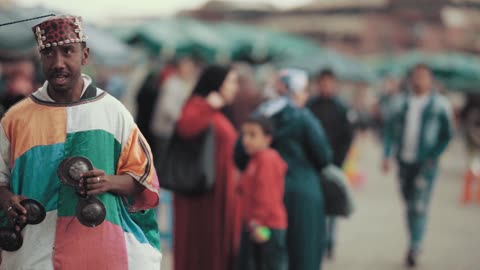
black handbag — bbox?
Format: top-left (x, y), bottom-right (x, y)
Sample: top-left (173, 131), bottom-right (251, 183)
top-left (320, 165), bottom-right (354, 217)
top-left (156, 126), bottom-right (215, 196)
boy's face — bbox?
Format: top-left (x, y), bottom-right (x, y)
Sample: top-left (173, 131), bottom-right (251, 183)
top-left (241, 123), bottom-right (272, 155)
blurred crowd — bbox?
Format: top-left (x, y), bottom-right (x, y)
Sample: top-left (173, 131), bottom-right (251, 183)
top-left (1, 46), bottom-right (480, 270)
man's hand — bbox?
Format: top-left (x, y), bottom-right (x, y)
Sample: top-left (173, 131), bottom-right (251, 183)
top-left (80, 169), bottom-right (143, 197)
top-left (206, 92), bottom-right (225, 109)
top-left (1, 193), bottom-right (27, 231)
top-left (79, 169), bottom-right (112, 196)
top-left (382, 158), bottom-right (392, 174)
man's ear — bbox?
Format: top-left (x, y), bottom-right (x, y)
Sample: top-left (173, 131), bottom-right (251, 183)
top-left (81, 47), bottom-right (90, 65)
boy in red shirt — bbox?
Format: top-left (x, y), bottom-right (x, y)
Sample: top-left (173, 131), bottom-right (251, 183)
top-left (236, 115), bottom-right (288, 270)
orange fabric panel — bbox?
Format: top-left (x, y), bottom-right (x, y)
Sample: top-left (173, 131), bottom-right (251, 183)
top-left (1, 98), bottom-right (67, 163)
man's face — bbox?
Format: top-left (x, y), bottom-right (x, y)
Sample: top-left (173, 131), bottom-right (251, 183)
top-left (40, 43), bottom-right (89, 92)
top-left (317, 75), bottom-right (337, 97)
top-left (177, 58), bottom-right (197, 80)
top-left (411, 67), bottom-right (433, 95)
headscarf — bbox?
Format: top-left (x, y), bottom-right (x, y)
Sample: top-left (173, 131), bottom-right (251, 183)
top-left (258, 68), bottom-right (309, 117)
top-left (191, 65), bottom-right (231, 97)
top-left (278, 68), bottom-right (309, 96)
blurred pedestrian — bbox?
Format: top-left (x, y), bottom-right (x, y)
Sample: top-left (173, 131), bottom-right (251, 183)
top-left (173, 65), bottom-right (241, 270)
top-left (235, 68), bottom-right (333, 270)
top-left (150, 56), bottom-right (199, 160)
top-left (223, 63), bottom-right (265, 130)
top-left (0, 60), bottom-right (36, 113)
top-left (458, 93), bottom-right (480, 203)
top-left (307, 69), bottom-right (354, 259)
top-left (135, 60), bottom-right (164, 152)
top-left (236, 115), bottom-right (288, 270)
top-left (373, 77), bottom-right (400, 138)
top-left (382, 64), bottom-right (453, 267)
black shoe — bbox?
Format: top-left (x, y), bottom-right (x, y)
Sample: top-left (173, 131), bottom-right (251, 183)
top-left (405, 249), bottom-right (419, 268)
top-left (325, 245), bottom-right (334, 260)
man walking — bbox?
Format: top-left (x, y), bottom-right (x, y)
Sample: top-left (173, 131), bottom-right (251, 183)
top-left (382, 64), bottom-right (453, 267)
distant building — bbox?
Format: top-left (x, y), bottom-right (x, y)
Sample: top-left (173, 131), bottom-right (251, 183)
top-left (0, 0), bottom-right (13, 9)
top-left (183, 0), bottom-right (480, 56)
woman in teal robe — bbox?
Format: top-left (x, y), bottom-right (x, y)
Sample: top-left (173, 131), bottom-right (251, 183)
top-left (235, 69), bottom-right (333, 270)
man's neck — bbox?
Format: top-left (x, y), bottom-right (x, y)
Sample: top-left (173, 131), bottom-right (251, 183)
top-left (47, 79), bottom-right (84, 103)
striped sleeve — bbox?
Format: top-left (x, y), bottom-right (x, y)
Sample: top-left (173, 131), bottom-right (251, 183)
top-left (0, 123), bottom-right (11, 187)
top-left (117, 126), bottom-right (159, 210)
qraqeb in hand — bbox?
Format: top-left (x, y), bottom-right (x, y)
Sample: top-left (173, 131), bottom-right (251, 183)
top-left (57, 156), bottom-right (106, 227)
top-left (0, 199), bottom-right (46, 251)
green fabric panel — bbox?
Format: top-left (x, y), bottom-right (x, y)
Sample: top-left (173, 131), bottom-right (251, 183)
top-left (128, 209), bottom-right (161, 250)
top-left (10, 143), bottom-right (64, 212)
top-left (58, 130), bottom-right (122, 228)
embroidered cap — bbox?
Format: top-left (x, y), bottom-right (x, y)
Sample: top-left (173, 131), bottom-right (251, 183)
top-left (32, 15), bottom-right (88, 50)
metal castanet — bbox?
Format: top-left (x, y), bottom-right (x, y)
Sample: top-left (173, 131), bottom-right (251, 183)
top-left (57, 156), bottom-right (107, 227)
top-left (21, 199), bottom-right (46, 225)
top-left (75, 197), bottom-right (106, 227)
top-left (0, 199), bottom-right (46, 251)
top-left (0, 228), bottom-right (22, 252)
top-left (57, 156), bottom-right (93, 188)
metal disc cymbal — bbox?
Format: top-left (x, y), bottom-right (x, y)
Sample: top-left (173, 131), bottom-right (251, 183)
top-left (75, 197), bottom-right (106, 227)
top-left (57, 156), bottom-right (94, 187)
top-left (0, 227), bottom-right (23, 252)
top-left (20, 199), bottom-right (46, 225)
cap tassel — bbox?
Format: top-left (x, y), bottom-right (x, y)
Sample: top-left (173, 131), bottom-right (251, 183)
top-left (0, 14), bottom-right (56, 27)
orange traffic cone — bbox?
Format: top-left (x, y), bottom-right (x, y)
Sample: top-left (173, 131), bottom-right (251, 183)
top-left (344, 145), bottom-right (366, 189)
top-left (476, 176), bottom-right (480, 203)
top-left (461, 169), bottom-right (475, 204)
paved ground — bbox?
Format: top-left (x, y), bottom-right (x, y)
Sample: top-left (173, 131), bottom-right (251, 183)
top-left (325, 133), bottom-right (480, 270)
top-left (161, 133), bottom-right (480, 270)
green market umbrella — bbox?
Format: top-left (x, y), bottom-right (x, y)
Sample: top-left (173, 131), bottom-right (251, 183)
top-left (214, 23), bottom-right (291, 63)
top-left (106, 23), bottom-right (141, 42)
top-left (84, 24), bottom-right (133, 67)
top-left (375, 51), bottom-right (480, 92)
top-left (177, 19), bottom-right (231, 62)
top-left (126, 18), bottom-right (231, 63)
top-left (275, 46), bottom-right (377, 83)
top-left (0, 8), bottom-right (53, 59)
top-left (213, 23), bottom-right (264, 62)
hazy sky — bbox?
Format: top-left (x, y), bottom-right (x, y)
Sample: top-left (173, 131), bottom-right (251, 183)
top-left (15, 0), bottom-right (313, 23)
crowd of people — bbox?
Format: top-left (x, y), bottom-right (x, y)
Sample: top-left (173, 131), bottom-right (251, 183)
top-left (0, 14), bottom-right (476, 270)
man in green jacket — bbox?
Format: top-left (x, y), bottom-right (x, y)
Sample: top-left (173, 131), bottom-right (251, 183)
top-left (382, 64), bottom-right (453, 268)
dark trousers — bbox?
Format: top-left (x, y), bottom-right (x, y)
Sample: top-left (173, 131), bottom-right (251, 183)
top-left (325, 217), bottom-right (336, 251)
top-left (237, 227), bottom-right (288, 270)
top-left (398, 160), bottom-right (438, 251)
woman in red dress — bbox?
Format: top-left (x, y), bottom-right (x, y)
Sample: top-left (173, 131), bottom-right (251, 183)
top-left (174, 65), bottom-right (241, 270)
